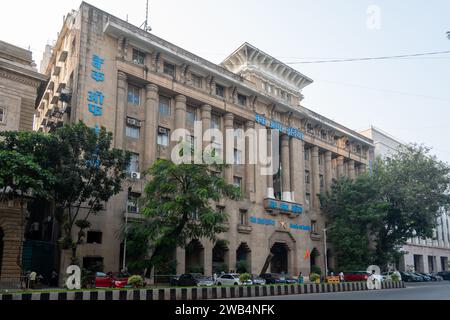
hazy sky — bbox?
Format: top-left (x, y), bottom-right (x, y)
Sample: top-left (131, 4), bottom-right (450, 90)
top-left (1, 0), bottom-right (449, 163)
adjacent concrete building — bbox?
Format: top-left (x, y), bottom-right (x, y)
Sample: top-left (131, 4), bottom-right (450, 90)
top-left (0, 40), bottom-right (47, 288)
top-left (36, 2), bottom-right (374, 278)
top-left (360, 126), bottom-right (450, 273)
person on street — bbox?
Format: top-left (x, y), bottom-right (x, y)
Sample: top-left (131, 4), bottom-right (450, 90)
top-left (29, 271), bottom-right (37, 289)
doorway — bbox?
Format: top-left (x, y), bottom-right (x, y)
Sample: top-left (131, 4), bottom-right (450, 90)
top-left (270, 243), bottom-right (289, 274)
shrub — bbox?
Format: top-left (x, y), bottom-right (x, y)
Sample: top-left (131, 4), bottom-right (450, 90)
top-left (187, 265), bottom-right (204, 274)
top-left (81, 269), bottom-right (95, 289)
top-left (311, 265), bottom-right (322, 275)
top-left (391, 273), bottom-right (400, 282)
top-left (236, 260), bottom-right (249, 273)
top-left (309, 273), bottom-right (321, 283)
top-left (239, 273), bottom-right (251, 283)
top-left (128, 275), bottom-right (144, 288)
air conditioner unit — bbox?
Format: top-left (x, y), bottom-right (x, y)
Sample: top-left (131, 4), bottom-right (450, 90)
top-left (158, 127), bottom-right (168, 134)
top-left (127, 118), bottom-right (141, 127)
top-left (130, 172), bottom-right (141, 180)
top-left (133, 59), bottom-right (141, 65)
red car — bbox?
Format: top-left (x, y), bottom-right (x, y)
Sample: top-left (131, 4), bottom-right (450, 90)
top-left (343, 271), bottom-right (370, 282)
top-left (95, 272), bottom-right (129, 288)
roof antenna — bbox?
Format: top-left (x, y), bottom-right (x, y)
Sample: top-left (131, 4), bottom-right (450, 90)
top-left (140, 0), bottom-right (152, 32)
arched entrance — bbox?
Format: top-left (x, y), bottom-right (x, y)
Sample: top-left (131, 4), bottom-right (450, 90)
top-left (185, 240), bottom-right (204, 274)
top-left (212, 240), bottom-right (229, 273)
top-left (310, 248), bottom-right (320, 270)
top-left (270, 243), bottom-right (289, 274)
top-left (0, 228), bottom-right (4, 280)
top-left (236, 243), bottom-right (251, 273)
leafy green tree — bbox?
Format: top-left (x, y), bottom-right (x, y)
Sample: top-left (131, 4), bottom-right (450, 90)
top-left (320, 175), bottom-right (388, 271)
top-left (51, 122), bottom-right (130, 264)
top-left (0, 132), bottom-right (58, 268)
top-left (125, 158), bottom-right (241, 275)
top-left (372, 145), bottom-right (450, 267)
top-left (320, 145), bottom-right (450, 271)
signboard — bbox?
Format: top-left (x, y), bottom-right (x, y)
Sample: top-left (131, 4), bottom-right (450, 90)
top-left (255, 114), bottom-right (305, 141)
top-left (249, 216), bottom-right (311, 232)
top-left (264, 198), bottom-right (303, 215)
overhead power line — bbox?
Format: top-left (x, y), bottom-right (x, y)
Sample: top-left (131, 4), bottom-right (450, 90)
top-left (285, 50), bottom-right (450, 64)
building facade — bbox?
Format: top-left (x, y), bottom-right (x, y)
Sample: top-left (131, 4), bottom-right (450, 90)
top-left (360, 126), bottom-right (450, 273)
top-left (0, 40), bottom-right (47, 288)
top-left (36, 2), bottom-right (374, 278)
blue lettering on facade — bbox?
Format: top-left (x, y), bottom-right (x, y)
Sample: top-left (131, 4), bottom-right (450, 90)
top-left (88, 55), bottom-right (107, 118)
top-left (255, 113), bottom-right (305, 141)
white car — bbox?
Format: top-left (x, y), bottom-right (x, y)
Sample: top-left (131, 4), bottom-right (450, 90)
top-left (215, 273), bottom-right (242, 286)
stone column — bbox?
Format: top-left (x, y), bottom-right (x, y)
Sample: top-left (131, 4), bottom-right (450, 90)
top-left (174, 95), bottom-right (187, 130)
top-left (290, 138), bottom-right (305, 204)
top-left (245, 121), bottom-right (256, 199)
top-left (348, 160), bottom-right (356, 180)
top-left (324, 151), bottom-right (333, 192)
top-left (311, 146), bottom-right (320, 210)
top-left (224, 113), bottom-right (234, 184)
top-left (203, 242), bottom-right (213, 277)
top-left (281, 135), bottom-right (292, 202)
top-left (143, 83), bottom-right (159, 171)
top-left (337, 156), bottom-right (345, 178)
top-left (176, 247), bottom-right (186, 275)
top-left (115, 71), bottom-right (127, 149)
top-left (266, 132), bottom-right (275, 199)
top-left (201, 105), bottom-right (212, 151)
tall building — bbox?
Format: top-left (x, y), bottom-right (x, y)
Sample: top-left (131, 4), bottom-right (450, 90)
top-left (360, 126), bottom-right (450, 273)
top-left (0, 40), bottom-right (47, 288)
top-left (36, 2), bottom-right (374, 277)
top-left (0, 40), bottom-right (47, 132)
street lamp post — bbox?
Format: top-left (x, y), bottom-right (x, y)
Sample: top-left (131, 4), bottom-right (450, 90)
top-left (323, 228), bottom-right (328, 277)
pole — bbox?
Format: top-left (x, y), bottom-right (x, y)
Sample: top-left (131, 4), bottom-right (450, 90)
top-left (324, 228), bottom-right (328, 277)
top-left (122, 211), bottom-right (128, 272)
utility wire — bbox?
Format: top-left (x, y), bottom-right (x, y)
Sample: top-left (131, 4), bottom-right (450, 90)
top-left (285, 50), bottom-right (450, 64)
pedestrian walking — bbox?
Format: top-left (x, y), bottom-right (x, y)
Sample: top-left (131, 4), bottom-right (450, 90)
top-left (29, 271), bottom-right (37, 289)
top-left (339, 272), bottom-right (345, 283)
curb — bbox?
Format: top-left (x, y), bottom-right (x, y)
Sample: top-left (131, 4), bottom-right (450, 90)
top-left (0, 281), bottom-right (406, 301)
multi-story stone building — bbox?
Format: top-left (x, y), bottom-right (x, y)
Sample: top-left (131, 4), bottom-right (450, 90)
top-left (360, 126), bottom-right (450, 273)
top-left (36, 2), bottom-right (374, 278)
top-left (0, 40), bottom-right (47, 288)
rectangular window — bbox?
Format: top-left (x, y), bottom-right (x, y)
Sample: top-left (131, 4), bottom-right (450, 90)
top-left (234, 176), bottom-right (242, 190)
top-left (132, 49), bottom-right (145, 65)
top-left (0, 107), bottom-right (5, 124)
top-left (305, 170), bottom-right (311, 184)
top-left (320, 175), bottom-right (324, 189)
top-left (306, 193), bottom-right (311, 210)
top-left (127, 85), bottom-right (141, 105)
top-left (157, 127), bottom-right (170, 147)
top-left (237, 94), bottom-right (247, 106)
top-left (87, 231), bottom-right (102, 244)
top-left (311, 220), bottom-right (317, 233)
top-left (239, 210), bottom-right (248, 226)
top-left (163, 62), bottom-right (175, 77)
top-left (191, 74), bottom-right (202, 88)
top-left (215, 84), bottom-right (224, 97)
top-left (127, 192), bottom-right (140, 214)
top-left (127, 153), bottom-right (140, 173)
top-left (304, 149), bottom-right (310, 161)
top-left (319, 155), bottom-right (323, 165)
top-left (187, 107), bottom-right (197, 124)
top-left (126, 125), bottom-right (140, 139)
top-left (234, 149), bottom-right (242, 165)
top-left (159, 96), bottom-right (171, 116)
top-left (211, 114), bottom-right (221, 129)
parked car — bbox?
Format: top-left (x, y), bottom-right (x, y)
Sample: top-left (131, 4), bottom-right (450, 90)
top-left (249, 274), bottom-right (266, 286)
top-left (411, 273), bottom-right (431, 281)
top-left (173, 274), bottom-right (200, 287)
top-left (437, 271), bottom-right (450, 280)
top-left (418, 273), bottom-right (440, 281)
top-left (430, 273), bottom-right (444, 281)
top-left (399, 272), bottom-right (422, 282)
top-left (343, 271), bottom-right (370, 282)
top-left (170, 275), bottom-right (181, 286)
top-left (215, 273), bottom-right (242, 286)
top-left (283, 275), bottom-right (298, 284)
top-left (197, 276), bottom-right (215, 287)
top-left (260, 273), bottom-right (285, 284)
top-left (95, 272), bottom-right (129, 288)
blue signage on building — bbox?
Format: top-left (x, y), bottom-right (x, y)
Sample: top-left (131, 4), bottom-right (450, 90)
top-left (255, 114), bottom-right (305, 141)
top-left (88, 54), bottom-right (107, 118)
